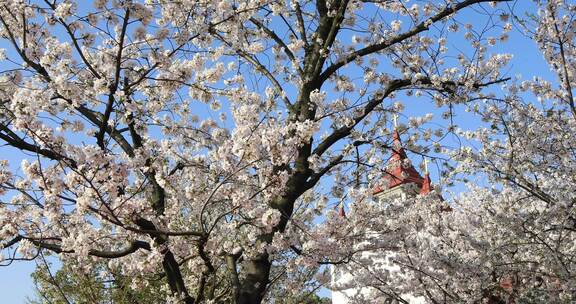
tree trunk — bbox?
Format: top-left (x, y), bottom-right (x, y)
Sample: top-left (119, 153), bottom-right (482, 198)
top-left (237, 253), bottom-right (271, 304)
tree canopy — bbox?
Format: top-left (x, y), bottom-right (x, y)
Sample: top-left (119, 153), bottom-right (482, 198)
top-left (1, 0), bottom-right (575, 303)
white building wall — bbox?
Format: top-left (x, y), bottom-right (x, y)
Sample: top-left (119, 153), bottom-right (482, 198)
top-left (331, 183), bottom-right (426, 304)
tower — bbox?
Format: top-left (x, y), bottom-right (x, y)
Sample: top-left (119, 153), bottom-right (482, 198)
top-left (331, 129), bottom-right (432, 304)
top-left (373, 129), bottom-right (432, 200)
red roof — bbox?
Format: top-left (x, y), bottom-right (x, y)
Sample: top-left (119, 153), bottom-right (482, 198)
top-left (374, 130), bottom-right (424, 195)
top-left (339, 205), bottom-right (346, 217)
top-left (420, 173), bottom-right (432, 195)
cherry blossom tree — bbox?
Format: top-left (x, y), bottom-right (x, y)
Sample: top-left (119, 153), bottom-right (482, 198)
top-left (0, 0), bottom-right (514, 303)
top-left (440, 2), bottom-right (576, 301)
top-left (314, 1), bottom-right (576, 303)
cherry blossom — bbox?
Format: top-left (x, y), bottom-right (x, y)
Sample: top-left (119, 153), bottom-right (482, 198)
top-left (0, 0), bottom-right (529, 303)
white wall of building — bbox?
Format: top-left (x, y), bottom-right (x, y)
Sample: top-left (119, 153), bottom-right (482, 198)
top-left (331, 182), bottom-right (426, 304)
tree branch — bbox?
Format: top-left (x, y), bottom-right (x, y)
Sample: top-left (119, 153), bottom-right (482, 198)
top-left (97, 8), bottom-right (130, 150)
top-left (249, 17), bottom-right (303, 75)
top-left (4, 236), bottom-right (151, 259)
top-left (319, 0), bottom-right (512, 83)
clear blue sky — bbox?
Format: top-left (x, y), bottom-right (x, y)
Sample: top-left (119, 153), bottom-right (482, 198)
top-left (0, 1), bottom-right (556, 302)
top-left (0, 144), bottom-right (41, 302)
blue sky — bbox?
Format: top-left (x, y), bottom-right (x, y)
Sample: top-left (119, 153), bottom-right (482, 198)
top-left (0, 1), bottom-right (558, 302)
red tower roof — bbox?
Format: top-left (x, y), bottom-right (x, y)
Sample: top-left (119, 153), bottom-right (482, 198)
top-left (339, 205), bottom-right (346, 217)
top-left (374, 130), bottom-right (424, 195)
top-left (420, 173), bottom-right (432, 195)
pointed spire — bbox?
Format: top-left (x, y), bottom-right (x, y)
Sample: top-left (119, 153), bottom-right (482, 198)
top-left (420, 172), bottom-right (432, 195)
top-left (420, 157), bottom-right (432, 195)
top-left (390, 113), bottom-right (406, 160)
top-left (375, 123), bottom-right (423, 194)
top-left (391, 129), bottom-right (408, 161)
top-left (339, 203), bottom-right (346, 217)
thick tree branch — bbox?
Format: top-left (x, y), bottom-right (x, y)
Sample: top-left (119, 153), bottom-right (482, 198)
top-left (304, 154), bottom-right (344, 190)
top-left (312, 76), bottom-right (510, 157)
top-left (313, 79), bottom-right (412, 157)
top-left (294, 3), bottom-right (308, 46)
top-left (4, 236), bottom-right (151, 259)
top-left (226, 253), bottom-right (242, 302)
top-left (319, 0), bottom-right (512, 83)
top-left (0, 123), bottom-right (77, 167)
top-left (97, 8), bottom-right (130, 150)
